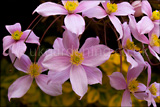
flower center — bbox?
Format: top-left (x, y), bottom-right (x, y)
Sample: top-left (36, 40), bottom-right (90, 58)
top-left (150, 34), bottom-right (160, 47)
top-left (27, 63), bottom-right (42, 78)
top-left (128, 79), bottom-right (139, 93)
top-left (70, 50), bottom-right (84, 65)
top-left (11, 30), bottom-right (23, 40)
top-left (125, 39), bottom-right (140, 51)
top-left (151, 10), bottom-right (160, 20)
top-left (106, 2), bottom-right (118, 14)
top-left (64, 1), bottom-right (79, 13)
top-left (149, 84), bottom-right (158, 96)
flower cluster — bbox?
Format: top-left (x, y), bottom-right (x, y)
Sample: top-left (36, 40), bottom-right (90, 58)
top-left (2, 0), bottom-right (160, 107)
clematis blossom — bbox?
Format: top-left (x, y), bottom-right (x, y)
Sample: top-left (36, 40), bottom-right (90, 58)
top-left (3, 23), bottom-right (40, 59)
top-left (129, 15), bottom-right (160, 61)
top-left (82, 0), bottom-right (135, 39)
top-left (33, 0), bottom-right (100, 35)
top-left (108, 62), bottom-right (151, 106)
top-left (42, 30), bottom-right (113, 99)
top-left (8, 50), bottom-right (62, 101)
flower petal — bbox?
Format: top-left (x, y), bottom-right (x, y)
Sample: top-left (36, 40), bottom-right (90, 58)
top-left (35, 74), bottom-right (62, 96)
top-left (42, 55), bottom-right (71, 72)
top-left (112, 2), bottom-right (135, 16)
top-left (121, 90), bottom-right (132, 106)
top-left (146, 62), bottom-right (151, 87)
top-left (3, 36), bottom-right (15, 56)
top-left (80, 36), bottom-right (100, 51)
top-left (11, 41), bottom-right (27, 59)
top-left (33, 2), bottom-right (68, 16)
top-left (75, 1), bottom-right (100, 13)
top-left (148, 46), bottom-right (160, 61)
top-left (82, 45), bottom-right (113, 67)
top-left (82, 6), bottom-right (107, 19)
top-left (136, 16), bottom-right (154, 34)
top-left (129, 15), bottom-right (149, 44)
top-left (70, 65), bottom-right (88, 99)
top-left (83, 65), bottom-right (102, 85)
top-left (53, 38), bottom-right (65, 49)
top-left (141, 1), bottom-right (152, 17)
top-left (20, 30), bottom-right (40, 45)
top-left (109, 15), bottom-right (123, 40)
top-left (8, 75), bottom-right (33, 101)
top-left (108, 72), bottom-right (127, 90)
top-left (64, 14), bottom-right (85, 35)
top-left (9, 51), bottom-right (32, 73)
top-left (5, 23), bottom-right (21, 34)
top-left (63, 28), bottom-right (79, 51)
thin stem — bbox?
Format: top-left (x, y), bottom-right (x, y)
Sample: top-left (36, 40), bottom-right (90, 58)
top-left (109, 23), bottom-right (123, 73)
top-left (103, 19), bottom-right (107, 45)
top-left (34, 16), bottom-right (61, 62)
top-left (27, 15), bottom-right (40, 29)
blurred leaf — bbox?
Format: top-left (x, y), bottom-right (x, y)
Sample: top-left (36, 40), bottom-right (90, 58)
top-left (38, 93), bottom-right (50, 106)
top-left (51, 97), bottom-right (63, 106)
top-left (98, 92), bottom-right (108, 106)
top-left (62, 93), bottom-right (76, 106)
top-left (87, 89), bottom-right (100, 104)
top-left (62, 82), bottom-right (72, 93)
top-left (108, 94), bottom-right (121, 106)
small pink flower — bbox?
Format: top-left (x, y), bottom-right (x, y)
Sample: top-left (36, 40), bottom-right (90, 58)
top-left (33, 0), bottom-right (100, 35)
top-left (42, 30), bottom-right (113, 99)
top-left (3, 23), bottom-right (40, 59)
top-left (8, 50), bottom-right (62, 101)
top-left (83, 0), bottom-right (135, 39)
top-left (108, 62), bottom-right (151, 106)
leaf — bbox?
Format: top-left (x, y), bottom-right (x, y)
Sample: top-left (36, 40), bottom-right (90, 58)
top-left (108, 94), bottom-right (121, 106)
top-left (87, 89), bottom-right (100, 103)
top-left (98, 92), bottom-right (108, 106)
top-left (62, 93), bottom-right (76, 106)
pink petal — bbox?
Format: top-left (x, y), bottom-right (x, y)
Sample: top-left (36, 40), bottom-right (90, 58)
top-left (112, 2), bottom-right (135, 16)
top-left (35, 74), bottom-right (62, 96)
top-left (146, 62), bottom-right (151, 87)
top-left (129, 15), bottom-right (149, 44)
top-left (80, 36), bottom-right (100, 51)
top-left (152, 46), bottom-right (160, 54)
top-left (62, 28), bottom-right (79, 52)
top-left (108, 72), bottom-right (127, 90)
top-left (8, 75), bottom-right (33, 101)
top-left (33, 2), bottom-right (68, 17)
top-left (82, 45), bottom-right (113, 67)
top-left (20, 30), bottom-right (40, 45)
top-left (64, 14), bottom-right (85, 35)
top-left (42, 55), bottom-right (71, 72)
top-left (124, 51), bottom-right (138, 69)
top-left (137, 83), bottom-right (147, 92)
top-left (48, 67), bottom-right (70, 84)
top-left (148, 46), bottom-right (160, 61)
top-left (149, 23), bottom-right (159, 40)
top-left (3, 36), bottom-right (15, 56)
top-left (136, 16), bottom-right (154, 34)
top-left (122, 22), bottom-right (132, 47)
top-left (141, 1), bottom-right (152, 17)
top-left (121, 90), bottom-right (132, 106)
top-left (83, 65), bottom-right (102, 85)
top-left (150, 82), bottom-right (160, 96)
top-left (134, 92), bottom-right (148, 100)
top-left (82, 6), bottom-right (107, 19)
top-left (70, 65), bottom-right (88, 99)
top-left (9, 51), bottom-right (32, 73)
top-left (53, 38), bottom-right (65, 49)
top-left (75, 1), bottom-right (100, 13)
top-left (5, 23), bottom-right (21, 34)
top-left (101, 1), bottom-right (110, 11)
top-left (11, 41), bottom-right (27, 59)
top-left (109, 15), bottom-right (123, 40)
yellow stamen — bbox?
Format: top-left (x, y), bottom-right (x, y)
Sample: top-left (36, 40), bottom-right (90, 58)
top-left (70, 50), bottom-right (84, 65)
top-left (106, 2), bottom-right (118, 14)
top-left (151, 10), bottom-right (160, 20)
top-left (64, 1), bottom-right (79, 13)
top-left (128, 78), bottom-right (139, 93)
top-left (27, 63), bottom-right (42, 78)
top-left (149, 84), bottom-right (158, 96)
top-left (150, 34), bottom-right (160, 47)
top-left (125, 39), bottom-right (140, 51)
top-left (11, 30), bottom-right (23, 40)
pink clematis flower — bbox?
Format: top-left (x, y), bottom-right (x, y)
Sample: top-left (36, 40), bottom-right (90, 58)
top-left (33, 0), bottom-right (100, 35)
top-left (8, 50), bottom-right (62, 101)
top-left (3, 23), bottom-right (40, 59)
top-left (108, 61), bottom-right (151, 106)
top-left (141, 0), bottom-right (160, 25)
top-left (82, 0), bottom-right (135, 39)
top-left (42, 30), bottom-right (113, 99)
top-left (129, 15), bottom-right (160, 61)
